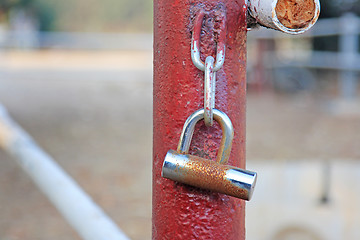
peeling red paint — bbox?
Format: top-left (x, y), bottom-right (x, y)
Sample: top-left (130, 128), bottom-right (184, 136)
top-left (153, 0), bottom-right (247, 239)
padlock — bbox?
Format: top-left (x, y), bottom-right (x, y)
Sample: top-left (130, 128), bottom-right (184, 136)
top-left (162, 108), bottom-right (257, 201)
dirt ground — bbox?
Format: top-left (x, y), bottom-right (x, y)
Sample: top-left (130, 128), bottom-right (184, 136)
top-left (0, 50), bottom-right (359, 240)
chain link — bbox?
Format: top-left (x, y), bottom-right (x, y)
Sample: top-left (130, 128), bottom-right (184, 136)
top-left (191, 10), bottom-right (226, 126)
top-left (204, 56), bottom-right (215, 126)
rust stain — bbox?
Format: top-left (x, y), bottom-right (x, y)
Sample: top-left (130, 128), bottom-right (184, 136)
top-left (182, 155), bottom-right (226, 190)
top-left (180, 155), bottom-right (248, 200)
top-left (275, 0), bottom-right (316, 29)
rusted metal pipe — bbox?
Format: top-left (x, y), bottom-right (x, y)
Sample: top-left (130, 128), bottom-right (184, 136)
top-left (248, 0), bottom-right (320, 34)
top-left (153, 0), bottom-right (319, 238)
top-left (153, 0), bottom-right (247, 239)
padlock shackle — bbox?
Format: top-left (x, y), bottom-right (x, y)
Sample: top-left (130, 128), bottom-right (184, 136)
top-left (177, 108), bottom-right (234, 164)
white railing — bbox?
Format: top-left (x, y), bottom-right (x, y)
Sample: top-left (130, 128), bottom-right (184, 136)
top-left (0, 104), bottom-right (131, 240)
top-left (0, 31), bottom-right (152, 50)
top-left (248, 13), bottom-right (360, 98)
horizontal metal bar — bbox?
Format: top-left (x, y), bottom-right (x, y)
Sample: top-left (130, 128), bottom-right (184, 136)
top-left (248, 16), bottom-right (360, 39)
top-left (1, 31), bottom-right (153, 50)
top-left (264, 51), bottom-right (360, 71)
top-left (0, 104), bottom-right (130, 240)
top-left (248, 0), bottom-right (320, 34)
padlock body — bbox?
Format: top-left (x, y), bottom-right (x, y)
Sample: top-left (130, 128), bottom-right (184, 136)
top-left (162, 150), bottom-right (257, 200)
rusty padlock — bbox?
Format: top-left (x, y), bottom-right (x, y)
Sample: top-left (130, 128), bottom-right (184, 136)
top-left (162, 108), bottom-right (257, 201)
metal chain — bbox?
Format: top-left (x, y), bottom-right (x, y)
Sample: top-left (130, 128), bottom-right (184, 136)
top-left (191, 10), bottom-right (226, 126)
top-left (204, 56), bottom-right (215, 126)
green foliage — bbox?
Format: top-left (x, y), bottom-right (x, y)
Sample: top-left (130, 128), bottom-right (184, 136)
top-left (0, 0), bottom-right (55, 31)
top-left (35, 2), bottom-right (55, 31)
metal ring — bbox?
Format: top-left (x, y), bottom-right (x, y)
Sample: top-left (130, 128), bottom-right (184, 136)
top-left (191, 10), bottom-right (226, 72)
top-left (177, 108), bottom-right (234, 164)
top-left (204, 56), bottom-right (216, 126)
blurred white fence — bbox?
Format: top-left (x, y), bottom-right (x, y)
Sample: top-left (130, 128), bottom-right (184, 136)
top-left (0, 104), bottom-right (131, 240)
top-left (248, 13), bottom-right (360, 71)
top-left (247, 160), bottom-right (360, 240)
top-left (248, 13), bottom-right (359, 98)
top-left (0, 31), bottom-right (152, 50)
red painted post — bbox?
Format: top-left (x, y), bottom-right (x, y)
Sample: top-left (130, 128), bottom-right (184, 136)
top-left (153, 0), bottom-right (247, 239)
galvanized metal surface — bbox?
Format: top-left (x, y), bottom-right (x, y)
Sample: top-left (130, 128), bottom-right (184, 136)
top-left (191, 9), bottom-right (227, 127)
top-left (191, 9), bottom-right (226, 72)
top-left (204, 56), bottom-right (216, 126)
top-left (176, 108), bottom-right (234, 164)
top-left (153, 0), bottom-right (247, 239)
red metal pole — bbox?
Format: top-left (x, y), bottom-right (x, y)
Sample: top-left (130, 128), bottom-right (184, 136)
top-left (153, 1), bottom-right (247, 239)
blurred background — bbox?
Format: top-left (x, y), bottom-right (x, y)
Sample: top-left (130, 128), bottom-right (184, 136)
top-left (0, 0), bottom-right (359, 239)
